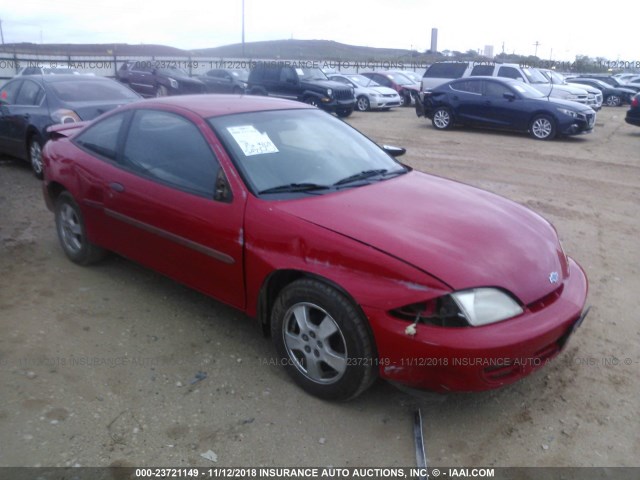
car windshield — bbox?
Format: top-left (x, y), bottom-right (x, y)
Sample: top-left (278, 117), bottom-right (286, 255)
top-left (542, 71), bottom-right (567, 85)
top-left (208, 109), bottom-right (407, 196)
top-left (49, 79), bottom-right (140, 102)
top-left (230, 70), bottom-right (249, 81)
top-left (347, 75), bottom-right (380, 87)
top-left (511, 82), bottom-right (546, 99)
top-left (522, 68), bottom-right (549, 84)
top-left (157, 66), bottom-right (189, 76)
top-left (386, 73), bottom-right (414, 85)
top-left (298, 68), bottom-right (328, 81)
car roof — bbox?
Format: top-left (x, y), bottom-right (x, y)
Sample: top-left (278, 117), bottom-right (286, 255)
top-left (125, 94), bottom-right (313, 117)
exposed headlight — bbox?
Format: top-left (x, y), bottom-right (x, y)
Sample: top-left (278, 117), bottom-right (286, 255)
top-left (51, 109), bottom-right (81, 124)
top-left (326, 88), bottom-right (333, 97)
top-left (557, 107), bottom-right (578, 118)
top-left (168, 78), bottom-right (179, 89)
top-left (451, 288), bottom-right (523, 326)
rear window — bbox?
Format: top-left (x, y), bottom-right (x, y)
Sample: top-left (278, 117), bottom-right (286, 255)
top-left (470, 65), bottom-right (494, 76)
top-left (49, 80), bottom-right (139, 102)
top-left (423, 63), bottom-right (468, 79)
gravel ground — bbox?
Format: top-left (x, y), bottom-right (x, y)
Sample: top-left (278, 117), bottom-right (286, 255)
top-left (0, 105), bottom-right (638, 469)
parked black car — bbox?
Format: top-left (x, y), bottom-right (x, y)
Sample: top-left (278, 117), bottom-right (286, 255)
top-left (416, 76), bottom-right (596, 140)
top-left (116, 61), bottom-right (205, 97)
top-left (0, 75), bottom-right (141, 177)
top-left (247, 63), bottom-right (355, 117)
top-left (199, 69), bottom-right (249, 94)
top-left (575, 75), bottom-right (640, 93)
top-left (568, 78), bottom-right (635, 106)
top-left (625, 93), bottom-right (640, 127)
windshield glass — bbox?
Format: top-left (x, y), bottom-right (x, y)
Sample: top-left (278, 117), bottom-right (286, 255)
top-left (386, 72), bottom-right (414, 85)
top-left (298, 68), bottom-right (328, 81)
top-left (511, 82), bottom-right (546, 99)
top-left (49, 79), bottom-right (140, 101)
top-left (157, 66), bottom-right (189, 76)
top-left (522, 68), bottom-right (549, 84)
top-left (347, 74), bottom-right (380, 87)
top-left (208, 109), bottom-right (407, 196)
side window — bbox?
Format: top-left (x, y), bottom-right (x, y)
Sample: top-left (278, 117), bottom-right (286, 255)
top-left (0, 80), bottom-right (23, 104)
top-left (15, 80), bottom-right (44, 105)
top-left (470, 65), bottom-right (494, 76)
top-left (450, 80), bottom-right (482, 94)
top-left (424, 63), bottom-right (468, 79)
top-left (332, 76), bottom-right (349, 85)
top-left (484, 81), bottom-right (512, 98)
top-left (75, 112), bottom-right (126, 161)
top-left (374, 75), bottom-right (391, 87)
top-left (497, 67), bottom-right (524, 81)
top-left (123, 110), bottom-right (219, 198)
top-left (280, 67), bottom-right (297, 83)
top-left (263, 67), bottom-right (280, 82)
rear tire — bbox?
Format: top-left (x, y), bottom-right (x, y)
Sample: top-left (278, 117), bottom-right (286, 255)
top-left (336, 108), bottom-right (353, 118)
top-left (55, 192), bottom-right (106, 265)
top-left (156, 85), bottom-right (168, 97)
top-left (28, 135), bottom-right (44, 179)
top-left (271, 279), bottom-right (376, 401)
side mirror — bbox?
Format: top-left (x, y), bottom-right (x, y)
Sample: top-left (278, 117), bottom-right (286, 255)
top-left (214, 168), bottom-right (233, 203)
top-left (382, 145), bottom-right (406, 157)
top-left (503, 92), bottom-right (516, 101)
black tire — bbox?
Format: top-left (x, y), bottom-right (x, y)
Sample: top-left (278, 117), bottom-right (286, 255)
top-left (232, 86), bottom-right (243, 95)
top-left (156, 85), bottom-right (168, 97)
top-left (27, 135), bottom-right (45, 179)
top-left (605, 95), bottom-right (621, 107)
top-left (529, 114), bottom-right (556, 140)
top-left (55, 192), bottom-right (106, 265)
top-left (271, 278), bottom-right (376, 401)
top-left (336, 108), bottom-right (353, 118)
top-left (400, 92), bottom-right (411, 107)
top-left (356, 95), bottom-right (370, 112)
top-left (305, 96), bottom-right (320, 107)
top-left (431, 107), bottom-right (453, 130)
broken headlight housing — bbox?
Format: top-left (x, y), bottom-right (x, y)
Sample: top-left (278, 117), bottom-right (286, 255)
top-left (391, 288), bottom-right (523, 328)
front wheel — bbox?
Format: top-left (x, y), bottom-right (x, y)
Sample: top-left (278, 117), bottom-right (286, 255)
top-left (304, 96), bottom-right (320, 107)
top-left (529, 114), bottom-right (556, 140)
top-left (605, 95), bottom-right (621, 107)
top-left (28, 135), bottom-right (44, 179)
top-left (432, 107), bottom-right (453, 130)
top-left (271, 279), bottom-right (376, 401)
top-left (156, 85), bottom-right (168, 97)
top-left (336, 108), bottom-right (353, 118)
top-left (55, 192), bottom-right (106, 265)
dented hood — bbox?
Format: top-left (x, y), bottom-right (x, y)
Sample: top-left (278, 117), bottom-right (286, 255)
top-left (274, 171), bottom-right (567, 305)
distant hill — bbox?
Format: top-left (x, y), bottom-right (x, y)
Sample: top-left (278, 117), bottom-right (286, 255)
top-left (194, 39), bottom-right (424, 61)
top-left (0, 39), bottom-right (432, 63)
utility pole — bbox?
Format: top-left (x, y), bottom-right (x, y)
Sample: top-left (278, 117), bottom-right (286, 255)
top-left (533, 41), bottom-right (541, 57)
top-left (0, 19), bottom-right (5, 45)
top-left (241, 0), bottom-right (245, 57)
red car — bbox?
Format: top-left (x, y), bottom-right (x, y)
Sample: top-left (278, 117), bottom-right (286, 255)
top-left (361, 71), bottom-right (421, 106)
top-left (42, 95), bottom-right (589, 401)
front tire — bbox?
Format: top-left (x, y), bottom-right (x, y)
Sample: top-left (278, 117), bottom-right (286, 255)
top-left (529, 114), bottom-right (556, 140)
top-left (336, 108), bottom-right (353, 118)
top-left (432, 107), bottom-right (453, 130)
top-left (55, 192), bottom-right (106, 265)
top-left (271, 279), bottom-right (376, 401)
top-left (28, 135), bottom-right (44, 179)
top-left (605, 95), bottom-right (621, 107)
top-left (156, 85), bottom-right (168, 97)
top-left (304, 96), bottom-right (320, 107)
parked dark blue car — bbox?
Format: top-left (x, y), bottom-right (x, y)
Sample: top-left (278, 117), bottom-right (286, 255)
top-left (416, 76), bottom-right (596, 140)
top-left (0, 74), bottom-right (140, 178)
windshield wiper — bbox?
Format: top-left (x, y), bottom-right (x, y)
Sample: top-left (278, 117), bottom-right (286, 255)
top-left (333, 168), bottom-right (408, 187)
top-left (258, 183), bottom-right (330, 194)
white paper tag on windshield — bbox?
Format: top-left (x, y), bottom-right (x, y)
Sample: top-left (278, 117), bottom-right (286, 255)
top-left (295, 68), bottom-right (304, 76)
top-left (227, 125), bottom-right (279, 156)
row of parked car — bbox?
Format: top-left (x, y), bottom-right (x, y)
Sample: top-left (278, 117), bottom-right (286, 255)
top-left (415, 61), bottom-right (640, 140)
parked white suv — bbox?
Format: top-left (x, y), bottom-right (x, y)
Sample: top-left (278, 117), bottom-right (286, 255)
top-left (421, 62), bottom-right (591, 106)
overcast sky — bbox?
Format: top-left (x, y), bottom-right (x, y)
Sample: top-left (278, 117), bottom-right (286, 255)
top-left (1, 1), bottom-right (638, 62)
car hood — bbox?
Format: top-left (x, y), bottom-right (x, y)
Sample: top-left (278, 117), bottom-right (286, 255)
top-left (63, 99), bottom-right (138, 121)
top-left (567, 83), bottom-right (601, 95)
top-left (368, 86), bottom-right (399, 95)
top-left (274, 171), bottom-right (567, 305)
top-left (301, 79), bottom-right (351, 91)
top-left (544, 97), bottom-right (595, 113)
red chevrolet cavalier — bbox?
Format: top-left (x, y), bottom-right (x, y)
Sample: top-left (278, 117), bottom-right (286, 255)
top-left (42, 95), bottom-right (588, 400)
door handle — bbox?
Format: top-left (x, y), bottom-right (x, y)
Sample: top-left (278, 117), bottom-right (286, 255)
top-left (109, 182), bottom-right (125, 192)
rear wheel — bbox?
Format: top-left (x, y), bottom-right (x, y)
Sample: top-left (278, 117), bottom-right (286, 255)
top-left (529, 114), bottom-right (556, 140)
top-left (356, 96), bottom-right (370, 112)
top-left (271, 279), bottom-right (376, 401)
top-left (400, 92), bottom-right (411, 107)
top-left (55, 192), bottom-right (106, 265)
top-left (156, 85), bottom-right (168, 97)
top-left (28, 135), bottom-right (44, 179)
top-left (432, 107), bottom-right (453, 130)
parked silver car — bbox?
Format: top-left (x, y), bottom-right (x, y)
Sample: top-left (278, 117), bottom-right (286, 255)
top-left (328, 74), bottom-right (402, 111)
top-left (539, 69), bottom-right (603, 110)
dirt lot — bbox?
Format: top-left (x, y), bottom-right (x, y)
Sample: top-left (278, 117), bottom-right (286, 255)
top-left (1, 106), bottom-right (639, 469)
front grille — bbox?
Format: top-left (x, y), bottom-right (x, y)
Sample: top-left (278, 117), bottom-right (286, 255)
top-left (334, 89), bottom-right (354, 101)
